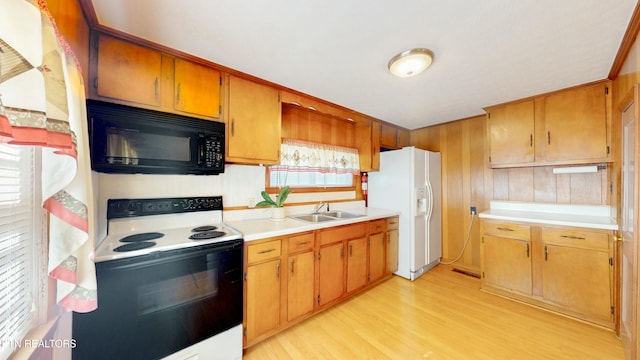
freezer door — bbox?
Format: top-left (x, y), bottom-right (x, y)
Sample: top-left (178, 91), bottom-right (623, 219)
top-left (411, 148), bottom-right (428, 274)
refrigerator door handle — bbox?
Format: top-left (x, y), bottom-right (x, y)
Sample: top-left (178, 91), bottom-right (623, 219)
top-left (426, 180), bottom-right (434, 221)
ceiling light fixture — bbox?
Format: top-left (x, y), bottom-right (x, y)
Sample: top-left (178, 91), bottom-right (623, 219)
top-left (388, 48), bottom-right (434, 78)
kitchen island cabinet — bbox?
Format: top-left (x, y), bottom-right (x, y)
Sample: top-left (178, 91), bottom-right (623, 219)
top-left (226, 75), bottom-right (281, 164)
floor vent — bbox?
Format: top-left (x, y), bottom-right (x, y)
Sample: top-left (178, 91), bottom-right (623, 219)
top-left (452, 268), bottom-right (480, 279)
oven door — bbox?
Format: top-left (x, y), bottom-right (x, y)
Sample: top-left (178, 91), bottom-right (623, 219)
top-left (73, 239), bottom-right (243, 360)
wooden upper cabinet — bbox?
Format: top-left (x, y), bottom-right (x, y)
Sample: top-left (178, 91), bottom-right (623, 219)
top-left (397, 128), bottom-right (410, 148)
top-left (226, 75), bottom-right (281, 164)
top-left (92, 33), bottom-right (222, 120)
top-left (544, 83), bottom-right (608, 162)
top-left (485, 81), bottom-right (611, 168)
top-left (95, 34), bottom-right (162, 107)
top-left (486, 100), bottom-right (535, 166)
top-left (381, 123), bottom-right (410, 149)
top-left (355, 116), bottom-right (380, 172)
top-left (174, 58), bottom-right (221, 118)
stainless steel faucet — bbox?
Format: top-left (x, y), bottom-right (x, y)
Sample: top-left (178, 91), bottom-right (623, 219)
top-left (314, 202), bottom-right (328, 213)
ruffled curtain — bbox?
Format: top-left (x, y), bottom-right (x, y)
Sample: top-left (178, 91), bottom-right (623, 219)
top-left (0, 0), bottom-right (96, 312)
top-left (274, 138), bottom-right (360, 174)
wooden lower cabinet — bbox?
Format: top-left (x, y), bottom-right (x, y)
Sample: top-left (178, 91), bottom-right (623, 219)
top-left (243, 217), bottom-right (397, 348)
top-left (245, 258), bottom-right (281, 344)
top-left (386, 217), bottom-right (399, 274)
top-left (482, 235), bottom-right (532, 296)
top-left (318, 241), bottom-right (345, 305)
top-left (369, 232), bottom-right (386, 283)
top-left (287, 251), bottom-right (315, 321)
top-left (346, 237), bottom-right (367, 293)
top-left (481, 219), bottom-right (615, 328)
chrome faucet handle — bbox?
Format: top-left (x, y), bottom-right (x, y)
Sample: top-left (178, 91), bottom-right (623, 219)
top-left (314, 202), bottom-right (327, 213)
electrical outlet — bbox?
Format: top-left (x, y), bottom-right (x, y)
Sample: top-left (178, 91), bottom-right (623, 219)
top-left (470, 206), bottom-right (477, 215)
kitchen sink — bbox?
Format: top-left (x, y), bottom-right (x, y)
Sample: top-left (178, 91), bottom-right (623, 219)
top-left (323, 211), bottom-right (365, 219)
top-left (290, 214), bottom-right (337, 223)
top-left (290, 211), bottom-right (365, 223)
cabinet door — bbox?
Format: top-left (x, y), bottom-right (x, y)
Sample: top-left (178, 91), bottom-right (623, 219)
top-left (347, 238), bottom-right (367, 293)
top-left (482, 235), bottom-right (532, 295)
top-left (318, 242), bottom-right (344, 306)
top-left (369, 232), bottom-right (386, 282)
top-left (287, 251), bottom-right (315, 322)
top-left (544, 83), bottom-right (608, 162)
top-left (245, 259), bottom-right (280, 343)
top-left (542, 244), bottom-right (611, 322)
top-left (227, 76), bottom-right (281, 164)
top-left (174, 58), bottom-right (221, 118)
top-left (96, 35), bottom-right (162, 106)
top-left (380, 124), bottom-right (397, 148)
top-left (487, 101), bottom-right (535, 166)
top-left (386, 229), bottom-right (399, 274)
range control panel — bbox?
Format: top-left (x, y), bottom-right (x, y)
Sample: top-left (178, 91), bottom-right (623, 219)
top-left (107, 196), bottom-right (223, 219)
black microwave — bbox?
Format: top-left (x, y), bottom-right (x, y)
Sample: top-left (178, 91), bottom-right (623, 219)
top-left (87, 100), bottom-right (225, 175)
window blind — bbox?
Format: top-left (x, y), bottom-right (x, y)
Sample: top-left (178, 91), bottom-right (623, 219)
top-left (0, 145), bottom-right (38, 359)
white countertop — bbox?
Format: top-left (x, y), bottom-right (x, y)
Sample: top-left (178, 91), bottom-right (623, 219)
top-left (479, 201), bottom-right (618, 231)
top-left (226, 207), bottom-right (399, 241)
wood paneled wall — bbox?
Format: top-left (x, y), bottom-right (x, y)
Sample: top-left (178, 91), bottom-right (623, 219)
top-left (411, 115), bottom-right (487, 271)
top-left (411, 113), bottom-right (613, 272)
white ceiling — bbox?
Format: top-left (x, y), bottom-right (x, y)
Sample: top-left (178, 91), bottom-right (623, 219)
top-left (90, 0), bottom-right (637, 130)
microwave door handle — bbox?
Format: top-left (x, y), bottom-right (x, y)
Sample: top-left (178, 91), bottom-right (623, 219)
top-left (197, 138), bottom-right (205, 166)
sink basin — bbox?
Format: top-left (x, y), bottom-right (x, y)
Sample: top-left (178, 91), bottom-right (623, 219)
top-left (323, 211), bottom-right (365, 219)
top-left (290, 211), bottom-right (365, 223)
top-left (290, 214), bottom-right (336, 223)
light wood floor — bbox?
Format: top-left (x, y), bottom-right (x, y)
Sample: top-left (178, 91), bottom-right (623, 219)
top-left (243, 264), bottom-right (624, 360)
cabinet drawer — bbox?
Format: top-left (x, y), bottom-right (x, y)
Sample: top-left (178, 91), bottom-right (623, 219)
top-left (386, 217), bottom-right (399, 231)
top-left (247, 239), bottom-right (282, 264)
top-left (542, 228), bottom-right (609, 251)
top-left (288, 232), bottom-right (314, 253)
top-left (369, 219), bottom-right (387, 234)
top-left (483, 221), bottom-right (530, 240)
top-left (319, 223), bottom-right (367, 246)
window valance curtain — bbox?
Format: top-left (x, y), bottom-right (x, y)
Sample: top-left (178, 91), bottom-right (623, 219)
top-left (273, 138), bottom-right (360, 174)
top-left (0, 0), bottom-right (96, 312)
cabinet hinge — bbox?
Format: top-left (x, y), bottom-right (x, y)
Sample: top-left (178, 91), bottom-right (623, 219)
top-left (481, 236), bottom-right (484, 244)
top-left (605, 86), bottom-right (609, 95)
top-left (487, 112), bottom-right (491, 119)
top-left (482, 271), bottom-right (485, 278)
top-left (218, 105), bottom-right (222, 116)
top-left (219, 76), bottom-right (222, 86)
top-left (611, 306), bottom-right (615, 315)
top-left (318, 252), bottom-right (321, 260)
top-left (609, 257), bottom-right (614, 266)
top-left (243, 326), bottom-right (247, 337)
top-left (610, 182), bottom-right (614, 195)
top-left (607, 146), bottom-right (610, 155)
top-left (368, 274), bottom-right (371, 281)
top-left (244, 272), bottom-right (247, 282)
top-left (488, 156), bottom-right (492, 164)
top-left (317, 295), bottom-right (320, 304)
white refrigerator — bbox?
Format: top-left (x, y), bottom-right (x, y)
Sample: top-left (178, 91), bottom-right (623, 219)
top-left (368, 147), bottom-right (441, 281)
